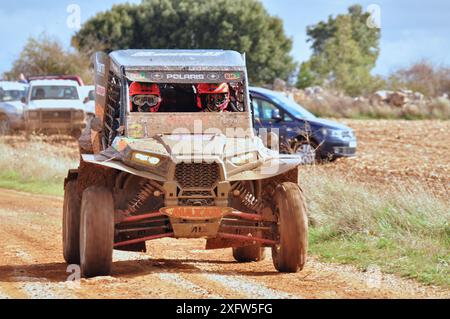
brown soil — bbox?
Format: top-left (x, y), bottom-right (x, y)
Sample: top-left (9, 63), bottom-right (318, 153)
top-left (0, 121), bottom-right (449, 299)
top-left (0, 188), bottom-right (448, 299)
top-left (315, 120), bottom-right (450, 199)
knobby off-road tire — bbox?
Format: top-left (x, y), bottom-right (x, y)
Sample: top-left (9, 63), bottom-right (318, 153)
top-left (233, 245), bottom-right (266, 262)
top-left (63, 180), bottom-right (81, 264)
top-left (80, 186), bottom-right (114, 278)
top-left (232, 181), bottom-right (265, 263)
top-left (272, 182), bottom-right (308, 273)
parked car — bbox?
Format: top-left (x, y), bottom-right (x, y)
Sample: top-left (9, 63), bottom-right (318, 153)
top-left (250, 87), bottom-right (357, 162)
top-left (23, 78), bottom-right (86, 137)
top-left (0, 81), bottom-right (28, 134)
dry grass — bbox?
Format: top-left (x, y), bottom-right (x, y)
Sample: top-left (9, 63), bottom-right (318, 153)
top-left (0, 131), bottom-right (448, 286)
top-left (295, 93), bottom-right (450, 120)
top-left (301, 166), bottom-right (450, 286)
top-left (0, 135), bottom-right (78, 195)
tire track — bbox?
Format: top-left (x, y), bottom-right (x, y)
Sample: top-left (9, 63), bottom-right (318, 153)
top-left (0, 188), bottom-right (448, 299)
top-left (202, 273), bottom-right (299, 299)
top-left (158, 273), bottom-right (223, 298)
top-left (0, 203), bottom-right (81, 299)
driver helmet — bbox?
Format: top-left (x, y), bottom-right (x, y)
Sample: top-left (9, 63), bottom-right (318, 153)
top-left (129, 82), bottom-right (161, 112)
top-left (196, 83), bottom-right (230, 112)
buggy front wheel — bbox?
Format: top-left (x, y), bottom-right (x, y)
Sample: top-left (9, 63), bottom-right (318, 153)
top-left (79, 186), bottom-right (114, 278)
top-left (272, 182), bottom-right (308, 273)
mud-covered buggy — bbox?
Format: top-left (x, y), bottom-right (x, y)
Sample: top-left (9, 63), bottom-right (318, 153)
top-left (63, 50), bottom-right (308, 278)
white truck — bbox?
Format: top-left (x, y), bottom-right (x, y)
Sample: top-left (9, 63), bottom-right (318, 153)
top-left (23, 78), bottom-right (86, 137)
top-left (0, 81), bottom-right (28, 134)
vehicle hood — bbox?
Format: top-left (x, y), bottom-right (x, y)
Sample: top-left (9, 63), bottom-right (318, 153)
top-left (82, 134), bottom-right (303, 182)
top-left (305, 117), bottom-right (352, 131)
top-left (113, 134), bottom-right (272, 160)
top-left (0, 101), bottom-right (24, 114)
top-left (27, 99), bottom-right (84, 111)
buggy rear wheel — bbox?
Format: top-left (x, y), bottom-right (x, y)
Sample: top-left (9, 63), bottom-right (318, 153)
top-left (233, 245), bottom-right (266, 262)
top-left (63, 180), bottom-right (81, 264)
top-left (272, 182), bottom-right (308, 273)
top-left (230, 181), bottom-right (266, 263)
top-left (80, 186), bottom-right (114, 278)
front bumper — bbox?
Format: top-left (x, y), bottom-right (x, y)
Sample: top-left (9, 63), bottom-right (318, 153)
top-left (114, 206), bottom-right (274, 248)
top-left (319, 139), bottom-right (357, 158)
top-left (25, 109), bottom-right (86, 131)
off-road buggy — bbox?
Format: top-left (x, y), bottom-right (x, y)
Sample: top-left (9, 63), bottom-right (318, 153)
top-left (63, 50), bottom-right (308, 278)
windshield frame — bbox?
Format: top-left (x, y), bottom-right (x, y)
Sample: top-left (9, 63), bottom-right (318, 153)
top-left (264, 91), bottom-right (316, 120)
top-left (0, 89), bottom-right (26, 102)
top-left (125, 80), bottom-right (250, 114)
top-left (30, 85), bottom-right (80, 101)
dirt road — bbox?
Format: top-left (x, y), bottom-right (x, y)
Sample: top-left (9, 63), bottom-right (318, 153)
top-left (0, 188), bottom-right (448, 299)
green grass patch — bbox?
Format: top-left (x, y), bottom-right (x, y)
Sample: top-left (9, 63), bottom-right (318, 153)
top-left (0, 171), bottom-right (64, 196)
top-left (0, 138), bottom-right (76, 197)
top-left (0, 137), bottom-right (448, 287)
top-left (303, 167), bottom-right (450, 287)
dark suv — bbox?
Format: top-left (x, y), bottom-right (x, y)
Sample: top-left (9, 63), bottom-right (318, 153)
top-left (250, 87), bottom-right (357, 161)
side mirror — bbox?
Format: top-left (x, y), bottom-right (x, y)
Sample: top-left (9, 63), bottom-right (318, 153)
top-left (83, 97), bottom-right (89, 104)
top-left (271, 109), bottom-right (282, 121)
top-left (21, 97), bottom-right (27, 104)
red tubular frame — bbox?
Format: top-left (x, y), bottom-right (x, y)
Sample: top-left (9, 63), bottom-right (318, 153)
top-left (217, 232), bottom-right (277, 245)
top-left (114, 232), bottom-right (174, 247)
top-left (115, 208), bottom-right (270, 247)
top-left (121, 212), bottom-right (164, 223)
top-left (226, 211), bottom-right (264, 221)
top-left (120, 209), bottom-right (265, 223)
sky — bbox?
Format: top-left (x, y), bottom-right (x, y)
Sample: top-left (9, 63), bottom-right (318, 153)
top-left (1, 0), bottom-right (449, 77)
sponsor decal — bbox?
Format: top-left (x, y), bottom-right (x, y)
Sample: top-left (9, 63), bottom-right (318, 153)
top-left (166, 73), bottom-right (205, 80)
top-left (224, 72), bottom-right (241, 80)
top-left (127, 71), bottom-right (242, 82)
top-left (96, 85), bottom-right (106, 97)
top-left (207, 73), bottom-right (220, 81)
top-left (96, 62), bottom-right (105, 75)
top-left (151, 73), bottom-right (164, 80)
top-left (161, 207), bottom-right (231, 219)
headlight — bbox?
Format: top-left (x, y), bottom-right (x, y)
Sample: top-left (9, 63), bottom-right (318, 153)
top-left (328, 130), bottom-right (344, 138)
top-left (131, 152), bottom-right (161, 166)
top-left (321, 129), bottom-right (349, 138)
top-left (230, 153), bottom-right (256, 166)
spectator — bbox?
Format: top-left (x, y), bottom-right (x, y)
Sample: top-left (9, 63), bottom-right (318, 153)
top-left (18, 73), bottom-right (28, 84)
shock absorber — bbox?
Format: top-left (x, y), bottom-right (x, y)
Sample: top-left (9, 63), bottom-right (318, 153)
top-left (232, 182), bottom-right (264, 212)
top-left (122, 181), bottom-right (161, 216)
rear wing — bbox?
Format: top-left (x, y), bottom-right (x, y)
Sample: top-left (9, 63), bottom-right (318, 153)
top-left (27, 75), bottom-right (84, 86)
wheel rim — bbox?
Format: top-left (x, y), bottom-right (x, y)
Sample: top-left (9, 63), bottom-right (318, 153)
top-left (295, 143), bottom-right (316, 164)
top-left (271, 206), bottom-right (282, 266)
